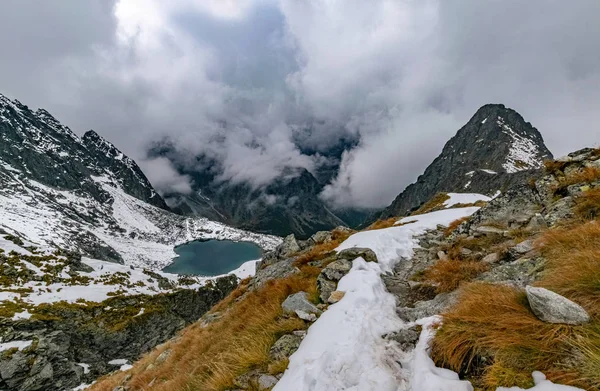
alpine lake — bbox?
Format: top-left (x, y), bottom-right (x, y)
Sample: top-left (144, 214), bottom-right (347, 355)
top-left (162, 239), bottom-right (263, 276)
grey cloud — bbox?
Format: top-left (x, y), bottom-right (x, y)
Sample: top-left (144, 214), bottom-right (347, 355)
top-left (0, 0), bottom-right (598, 209)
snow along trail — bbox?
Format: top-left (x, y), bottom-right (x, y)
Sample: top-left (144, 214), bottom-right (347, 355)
top-left (274, 208), bottom-right (480, 391)
top-left (275, 204), bottom-right (586, 391)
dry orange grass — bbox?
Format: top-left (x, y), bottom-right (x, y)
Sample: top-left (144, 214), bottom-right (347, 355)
top-left (366, 217), bottom-right (397, 231)
top-left (411, 193), bottom-right (450, 216)
top-left (544, 159), bottom-right (568, 174)
top-left (432, 217), bottom-right (600, 390)
top-left (293, 228), bottom-right (352, 267)
top-left (430, 283), bottom-right (584, 389)
top-left (420, 259), bottom-right (489, 293)
top-left (90, 267), bottom-right (320, 391)
top-left (444, 217), bottom-right (470, 236)
top-left (574, 188), bottom-right (600, 220)
top-left (536, 220), bottom-right (600, 316)
top-left (555, 166), bottom-right (600, 192)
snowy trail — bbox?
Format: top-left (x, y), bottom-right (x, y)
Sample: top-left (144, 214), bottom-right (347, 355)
top-left (275, 208), bottom-right (480, 391)
top-left (275, 205), bottom-right (585, 391)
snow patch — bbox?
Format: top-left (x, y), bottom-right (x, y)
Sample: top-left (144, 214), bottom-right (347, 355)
top-left (443, 193), bottom-right (491, 207)
top-left (0, 340), bottom-right (32, 351)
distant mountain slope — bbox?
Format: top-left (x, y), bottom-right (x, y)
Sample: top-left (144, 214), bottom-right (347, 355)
top-left (0, 93), bottom-right (280, 267)
top-left (153, 141), bottom-right (362, 239)
top-left (378, 104), bottom-right (553, 219)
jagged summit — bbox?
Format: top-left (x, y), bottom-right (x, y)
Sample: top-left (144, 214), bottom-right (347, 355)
top-left (0, 92), bottom-right (167, 210)
top-left (378, 104), bottom-right (553, 219)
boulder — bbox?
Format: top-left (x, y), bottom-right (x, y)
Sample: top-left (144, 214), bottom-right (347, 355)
top-left (327, 291), bottom-right (345, 304)
top-left (252, 259), bottom-right (300, 288)
top-left (269, 334), bottom-right (302, 361)
top-left (321, 259), bottom-right (352, 281)
top-left (317, 278), bottom-right (337, 304)
top-left (295, 310), bottom-right (317, 322)
top-left (317, 259), bottom-right (352, 302)
top-left (310, 231), bottom-right (332, 245)
top-left (337, 247), bottom-right (378, 263)
top-left (277, 234), bottom-right (301, 258)
top-left (481, 253), bottom-right (500, 264)
top-left (281, 292), bottom-right (322, 316)
top-left (525, 286), bottom-right (590, 325)
top-left (512, 239), bottom-right (535, 255)
top-left (384, 326), bottom-right (420, 351)
top-left (474, 225), bottom-right (506, 236)
top-left (258, 374), bottom-right (279, 390)
top-left (525, 214), bottom-right (547, 232)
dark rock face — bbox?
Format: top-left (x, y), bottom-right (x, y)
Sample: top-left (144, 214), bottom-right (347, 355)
top-left (378, 104), bottom-right (553, 219)
top-left (0, 275), bottom-right (237, 391)
top-left (151, 140), bottom-right (366, 238)
top-left (0, 93), bottom-right (168, 210)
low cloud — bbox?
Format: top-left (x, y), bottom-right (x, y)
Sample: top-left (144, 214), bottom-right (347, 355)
top-left (0, 0), bottom-right (598, 209)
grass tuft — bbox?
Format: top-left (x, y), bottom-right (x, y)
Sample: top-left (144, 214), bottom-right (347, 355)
top-left (411, 193), bottom-right (450, 216)
top-left (419, 259), bottom-right (489, 293)
top-left (366, 217), bottom-right (397, 231)
top-left (444, 217), bottom-right (470, 236)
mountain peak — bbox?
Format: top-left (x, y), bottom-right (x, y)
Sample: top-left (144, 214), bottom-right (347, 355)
top-left (378, 104), bottom-right (553, 218)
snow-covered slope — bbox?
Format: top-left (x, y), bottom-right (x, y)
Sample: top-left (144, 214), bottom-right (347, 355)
top-left (0, 92), bottom-right (280, 270)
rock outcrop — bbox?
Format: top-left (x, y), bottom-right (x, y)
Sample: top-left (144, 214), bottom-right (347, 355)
top-left (525, 286), bottom-right (590, 325)
top-left (0, 276), bottom-right (237, 391)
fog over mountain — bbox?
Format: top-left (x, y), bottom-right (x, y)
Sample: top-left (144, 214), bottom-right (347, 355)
top-left (0, 0), bottom-right (599, 209)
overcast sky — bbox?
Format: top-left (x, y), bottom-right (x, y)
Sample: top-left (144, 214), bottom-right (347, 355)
top-left (0, 0), bottom-right (599, 208)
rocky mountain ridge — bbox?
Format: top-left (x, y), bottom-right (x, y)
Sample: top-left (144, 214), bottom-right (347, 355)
top-left (378, 104), bottom-right (553, 219)
top-left (0, 92), bottom-right (280, 268)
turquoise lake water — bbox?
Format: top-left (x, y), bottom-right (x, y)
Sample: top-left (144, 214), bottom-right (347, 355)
top-left (162, 240), bottom-right (262, 276)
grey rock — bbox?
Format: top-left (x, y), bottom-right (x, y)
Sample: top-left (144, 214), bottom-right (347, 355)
top-left (526, 286), bottom-right (590, 325)
top-left (155, 349), bottom-right (171, 364)
top-left (512, 239), bottom-right (535, 255)
top-left (316, 259), bottom-right (352, 302)
top-left (327, 291), bottom-right (345, 304)
top-left (321, 259), bottom-right (353, 281)
top-left (385, 326), bottom-right (420, 351)
top-left (253, 258), bottom-right (300, 288)
top-left (478, 258), bottom-right (543, 287)
top-left (525, 214), bottom-right (547, 232)
top-left (310, 231), bottom-right (332, 245)
top-left (397, 292), bottom-right (459, 322)
top-left (269, 334), bottom-right (302, 361)
top-left (543, 197), bottom-right (575, 226)
top-left (437, 251), bottom-right (448, 261)
top-left (295, 310), bottom-right (317, 322)
top-left (337, 247), bottom-right (378, 263)
top-left (474, 226), bottom-right (506, 236)
top-left (482, 253), bottom-right (500, 264)
top-left (277, 234), bottom-right (301, 258)
top-left (292, 330), bottom-right (307, 338)
top-left (258, 374), bottom-right (279, 390)
top-left (316, 277), bottom-right (337, 304)
top-left (282, 292), bottom-right (322, 316)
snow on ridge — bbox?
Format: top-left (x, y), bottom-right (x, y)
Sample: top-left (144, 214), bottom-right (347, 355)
top-left (0, 340), bottom-right (33, 352)
top-left (496, 117), bottom-right (543, 173)
top-left (443, 193), bottom-right (491, 208)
